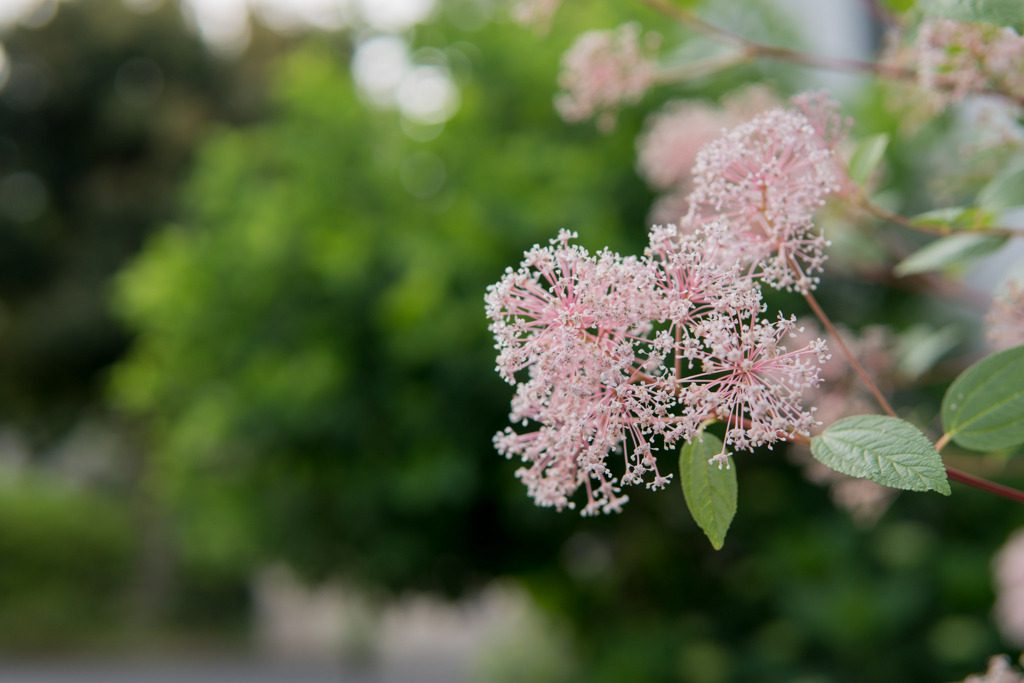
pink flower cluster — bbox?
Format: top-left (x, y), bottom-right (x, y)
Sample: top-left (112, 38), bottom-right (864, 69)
top-left (486, 224), bottom-right (827, 515)
top-left (914, 19), bottom-right (1024, 107)
top-left (555, 23), bottom-right (657, 130)
top-left (685, 105), bottom-right (841, 292)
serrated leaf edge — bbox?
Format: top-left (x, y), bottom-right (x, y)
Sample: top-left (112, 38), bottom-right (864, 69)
top-left (811, 417), bottom-right (950, 495)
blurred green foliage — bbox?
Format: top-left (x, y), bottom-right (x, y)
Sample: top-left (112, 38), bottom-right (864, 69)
top-left (0, 0), bottom-right (285, 645)
top-left (110, 19), bottom-right (650, 589)
top-left (0, 474), bottom-right (136, 649)
top-left (0, 0), bottom-right (277, 440)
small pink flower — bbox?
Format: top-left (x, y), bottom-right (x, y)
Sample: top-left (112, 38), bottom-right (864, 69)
top-left (555, 23), bottom-right (657, 129)
top-left (486, 230), bottom-right (678, 514)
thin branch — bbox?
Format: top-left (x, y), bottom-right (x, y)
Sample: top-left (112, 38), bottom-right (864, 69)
top-left (802, 287), bottom-right (897, 418)
top-left (855, 193), bottom-right (1024, 238)
top-left (653, 49), bottom-right (754, 86)
top-left (751, 43), bottom-right (911, 80)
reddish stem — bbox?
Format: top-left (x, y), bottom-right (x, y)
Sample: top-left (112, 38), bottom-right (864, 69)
top-left (946, 466), bottom-right (1024, 504)
top-left (801, 287), bottom-right (897, 418)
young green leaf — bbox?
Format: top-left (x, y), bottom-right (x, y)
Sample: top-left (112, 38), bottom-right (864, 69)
top-left (896, 324), bottom-right (961, 380)
top-left (910, 206), bottom-right (995, 230)
top-left (893, 233), bottom-right (1008, 277)
top-left (847, 133), bottom-right (889, 186)
top-left (978, 164), bottom-right (1024, 211)
top-left (811, 416), bottom-right (950, 495)
top-left (678, 434), bottom-right (737, 550)
top-left (942, 344), bottom-right (1024, 451)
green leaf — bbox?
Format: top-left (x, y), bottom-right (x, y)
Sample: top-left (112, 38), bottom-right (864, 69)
top-left (910, 206), bottom-right (996, 231)
top-left (893, 233), bottom-right (1008, 277)
top-left (678, 434), bottom-right (737, 550)
top-left (847, 133), bottom-right (889, 186)
top-left (920, 0), bottom-right (1024, 30)
top-left (811, 416), bottom-right (950, 495)
top-left (978, 164), bottom-right (1024, 211)
top-left (941, 344), bottom-right (1024, 451)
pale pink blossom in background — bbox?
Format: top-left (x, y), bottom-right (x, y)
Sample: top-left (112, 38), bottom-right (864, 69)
top-left (647, 188), bottom-right (691, 227)
top-left (994, 529), bottom-right (1024, 646)
top-left (914, 19), bottom-right (1024, 108)
top-left (722, 84), bottom-right (780, 120)
top-left (637, 101), bottom-right (727, 191)
top-left (555, 23), bottom-right (657, 130)
top-left (790, 90), bottom-right (856, 194)
top-left (987, 281), bottom-right (1024, 351)
top-left (510, 0), bottom-right (561, 33)
top-left (636, 85), bottom-right (780, 225)
top-left (963, 656), bottom-right (1024, 683)
top-left (790, 91), bottom-right (851, 149)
